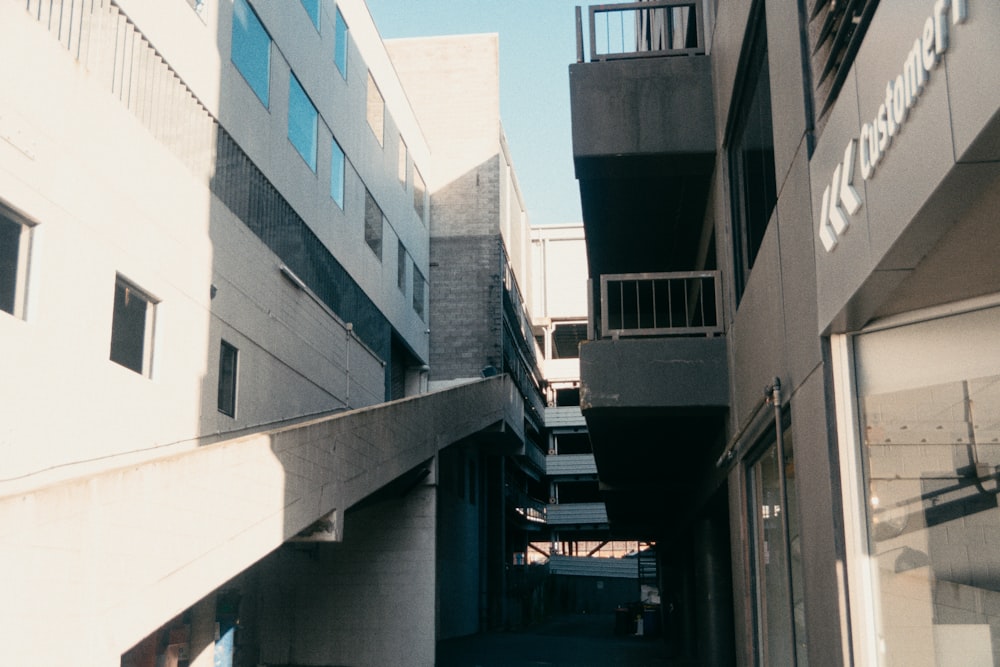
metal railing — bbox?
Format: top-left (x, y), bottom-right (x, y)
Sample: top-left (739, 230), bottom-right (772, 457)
top-left (599, 270), bottom-right (722, 338)
top-left (507, 487), bottom-right (547, 524)
top-left (576, 0), bottom-right (706, 63)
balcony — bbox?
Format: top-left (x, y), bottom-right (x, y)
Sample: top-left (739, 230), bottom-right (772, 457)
top-left (571, 2), bottom-right (715, 288)
top-left (579, 271), bottom-right (728, 538)
top-left (600, 271), bottom-right (721, 338)
top-left (547, 502), bottom-right (609, 528)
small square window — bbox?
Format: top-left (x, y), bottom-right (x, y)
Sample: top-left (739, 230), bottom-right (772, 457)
top-left (288, 73), bottom-right (318, 171)
top-left (412, 263), bottom-right (426, 320)
top-left (364, 189), bottom-right (383, 260)
top-left (398, 139), bottom-right (408, 189)
top-left (109, 276), bottom-right (156, 376)
top-left (331, 138), bottom-right (345, 209)
top-left (0, 207), bottom-right (33, 320)
top-left (300, 0), bottom-right (320, 30)
top-left (413, 166), bottom-right (427, 223)
top-left (397, 241), bottom-right (407, 292)
top-left (334, 8), bottom-right (348, 79)
top-left (366, 72), bottom-right (384, 146)
top-left (218, 340), bottom-right (239, 417)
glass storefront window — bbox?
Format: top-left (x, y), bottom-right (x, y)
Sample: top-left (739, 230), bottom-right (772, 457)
top-left (854, 305), bottom-right (1000, 666)
top-left (747, 415), bottom-right (807, 665)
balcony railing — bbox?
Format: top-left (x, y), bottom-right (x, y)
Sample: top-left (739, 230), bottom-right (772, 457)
top-left (576, 1), bottom-right (706, 63)
top-left (507, 487), bottom-right (547, 524)
top-left (599, 270), bottom-right (722, 338)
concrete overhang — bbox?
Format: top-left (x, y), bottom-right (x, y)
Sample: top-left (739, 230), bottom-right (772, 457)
top-left (578, 336), bottom-right (729, 539)
top-left (570, 56), bottom-right (715, 160)
top-left (570, 55), bottom-right (716, 278)
top-left (579, 336), bottom-right (728, 411)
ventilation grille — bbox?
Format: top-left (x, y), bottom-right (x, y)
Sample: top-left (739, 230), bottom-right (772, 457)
top-left (809, 0), bottom-right (881, 122)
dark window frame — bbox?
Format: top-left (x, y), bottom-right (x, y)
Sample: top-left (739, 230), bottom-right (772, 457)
top-left (109, 275), bottom-right (155, 376)
top-left (218, 339), bottom-right (239, 417)
top-left (726, 1), bottom-right (776, 305)
top-left (364, 189), bottom-right (383, 260)
top-left (0, 206), bottom-right (32, 319)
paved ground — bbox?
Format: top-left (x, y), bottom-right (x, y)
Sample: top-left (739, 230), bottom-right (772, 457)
top-left (436, 613), bottom-right (695, 667)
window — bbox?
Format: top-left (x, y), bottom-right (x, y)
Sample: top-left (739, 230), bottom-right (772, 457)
top-left (330, 138), bottom-right (345, 209)
top-left (398, 139), bottom-right (408, 189)
top-left (109, 276), bottom-right (156, 376)
top-left (300, 0), bottom-right (320, 30)
top-left (397, 241), bottom-right (407, 292)
top-left (412, 263), bottom-right (425, 319)
top-left (413, 166), bottom-right (427, 223)
top-left (551, 322), bottom-right (588, 360)
top-left (218, 340), bottom-right (238, 417)
top-left (0, 207), bottom-right (32, 319)
top-left (231, 0), bottom-right (271, 106)
top-left (847, 306), bottom-right (1000, 666)
top-left (334, 8), bottom-right (348, 79)
top-left (288, 73), bottom-right (318, 171)
top-left (364, 189), bottom-right (383, 259)
top-left (746, 413), bottom-right (806, 666)
top-left (727, 3), bottom-right (775, 304)
top-left (366, 72), bottom-right (384, 146)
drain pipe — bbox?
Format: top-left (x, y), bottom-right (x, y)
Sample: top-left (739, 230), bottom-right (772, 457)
top-left (715, 378), bottom-right (782, 469)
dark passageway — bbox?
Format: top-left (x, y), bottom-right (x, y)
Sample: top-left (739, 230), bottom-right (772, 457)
top-left (437, 612), bottom-right (696, 667)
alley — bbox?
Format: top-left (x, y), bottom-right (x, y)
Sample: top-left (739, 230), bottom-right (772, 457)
top-left (436, 613), bottom-right (695, 667)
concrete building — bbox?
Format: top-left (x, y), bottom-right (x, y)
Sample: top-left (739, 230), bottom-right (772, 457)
top-left (0, 1), bottom-right (543, 665)
top-left (530, 223), bottom-right (654, 617)
top-left (570, 0), bottom-right (1000, 665)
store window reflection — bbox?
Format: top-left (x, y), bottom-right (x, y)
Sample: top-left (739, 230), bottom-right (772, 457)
top-left (855, 306), bottom-right (1000, 666)
top-left (747, 414), bottom-right (807, 666)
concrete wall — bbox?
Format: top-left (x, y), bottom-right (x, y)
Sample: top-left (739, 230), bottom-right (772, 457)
top-left (707, 1), bottom-right (842, 664)
top-left (810, 0), bottom-right (1000, 331)
top-left (258, 483), bottom-right (437, 667)
top-left (0, 375), bottom-right (514, 665)
top-left (428, 235), bottom-right (502, 383)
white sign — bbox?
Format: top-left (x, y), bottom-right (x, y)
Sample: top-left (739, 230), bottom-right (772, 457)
top-left (818, 0), bottom-right (968, 252)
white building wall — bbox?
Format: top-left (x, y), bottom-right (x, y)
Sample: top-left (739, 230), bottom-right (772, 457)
top-left (0, 0), bottom-right (434, 481)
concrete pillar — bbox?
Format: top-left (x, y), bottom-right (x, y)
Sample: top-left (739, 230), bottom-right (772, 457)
top-left (693, 499), bottom-right (735, 667)
top-left (185, 594), bottom-right (216, 667)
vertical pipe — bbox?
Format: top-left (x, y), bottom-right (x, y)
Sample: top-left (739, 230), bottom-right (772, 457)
top-left (667, 276), bottom-right (673, 328)
top-left (772, 378), bottom-right (800, 659)
top-left (633, 280), bottom-right (640, 330)
top-left (575, 6), bottom-right (584, 63)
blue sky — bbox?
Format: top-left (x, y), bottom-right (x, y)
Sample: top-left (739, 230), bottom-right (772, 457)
top-left (365, 0), bottom-right (583, 226)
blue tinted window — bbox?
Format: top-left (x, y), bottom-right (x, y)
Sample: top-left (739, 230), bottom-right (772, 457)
top-left (231, 0), bottom-right (270, 106)
top-left (288, 74), bottom-right (318, 171)
top-left (300, 0), bottom-right (320, 29)
top-left (331, 139), bottom-right (345, 209)
top-left (334, 8), bottom-right (348, 79)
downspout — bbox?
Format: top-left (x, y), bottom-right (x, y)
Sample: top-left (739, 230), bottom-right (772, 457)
top-left (772, 378), bottom-right (802, 656)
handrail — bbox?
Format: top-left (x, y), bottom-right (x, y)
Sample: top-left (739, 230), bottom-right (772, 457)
top-left (577, 0), bottom-right (706, 63)
top-left (599, 270), bottom-right (722, 338)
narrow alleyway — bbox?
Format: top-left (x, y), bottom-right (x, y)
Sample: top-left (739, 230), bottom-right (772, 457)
top-left (436, 613), bottom-right (696, 667)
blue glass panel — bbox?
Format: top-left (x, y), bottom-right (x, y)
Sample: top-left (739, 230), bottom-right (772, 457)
top-left (288, 74), bottom-right (318, 171)
top-left (331, 139), bottom-right (345, 208)
top-left (300, 0), bottom-right (320, 29)
top-left (334, 8), bottom-right (348, 78)
top-left (231, 0), bottom-right (270, 106)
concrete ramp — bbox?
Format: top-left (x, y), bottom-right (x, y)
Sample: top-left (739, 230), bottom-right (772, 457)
top-left (0, 375), bottom-right (519, 666)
